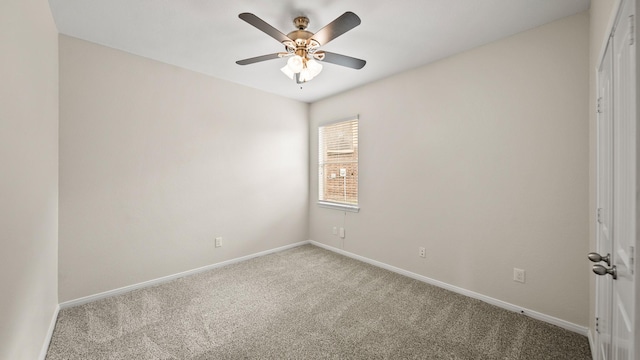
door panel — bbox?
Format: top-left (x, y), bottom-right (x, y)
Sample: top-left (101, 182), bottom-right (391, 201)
top-left (611, 0), bottom-right (636, 359)
top-left (594, 1), bottom-right (637, 360)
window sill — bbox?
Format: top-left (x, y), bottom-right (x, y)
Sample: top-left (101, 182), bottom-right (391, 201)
top-left (317, 201), bottom-right (360, 213)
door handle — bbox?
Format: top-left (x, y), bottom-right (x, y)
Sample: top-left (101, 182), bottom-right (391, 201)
top-left (592, 264), bottom-right (617, 279)
top-left (588, 252), bottom-right (611, 266)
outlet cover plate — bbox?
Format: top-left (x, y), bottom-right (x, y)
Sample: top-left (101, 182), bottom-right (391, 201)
top-left (513, 268), bottom-right (525, 283)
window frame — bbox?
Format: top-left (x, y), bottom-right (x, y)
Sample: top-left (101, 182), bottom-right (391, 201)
top-left (317, 116), bottom-right (360, 213)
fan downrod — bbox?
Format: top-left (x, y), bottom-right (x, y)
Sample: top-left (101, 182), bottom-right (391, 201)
top-left (293, 16), bottom-right (309, 30)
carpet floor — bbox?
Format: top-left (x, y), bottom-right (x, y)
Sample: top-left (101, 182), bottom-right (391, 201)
top-left (46, 244), bottom-right (591, 359)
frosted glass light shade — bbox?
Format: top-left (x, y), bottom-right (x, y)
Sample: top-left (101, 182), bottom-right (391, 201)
top-left (299, 68), bottom-right (312, 82)
top-left (287, 55), bottom-right (304, 73)
top-left (280, 65), bottom-right (295, 80)
top-left (306, 59), bottom-right (322, 78)
top-left (299, 60), bottom-right (322, 82)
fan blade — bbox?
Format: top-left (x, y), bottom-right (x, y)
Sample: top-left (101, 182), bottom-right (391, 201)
top-left (310, 12), bottom-right (361, 46)
top-left (239, 13), bottom-right (291, 44)
top-left (236, 53), bottom-right (284, 65)
top-left (317, 51), bottom-right (366, 69)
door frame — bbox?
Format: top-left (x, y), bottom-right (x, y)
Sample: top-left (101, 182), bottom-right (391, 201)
top-left (595, 35), bottom-right (614, 360)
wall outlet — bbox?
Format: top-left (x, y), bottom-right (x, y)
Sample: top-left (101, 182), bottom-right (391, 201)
top-left (339, 227), bottom-right (345, 239)
top-left (419, 247), bottom-right (426, 258)
top-left (513, 268), bottom-right (525, 283)
top-left (215, 237), bottom-right (222, 248)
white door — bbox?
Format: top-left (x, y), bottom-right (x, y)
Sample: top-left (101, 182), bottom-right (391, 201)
top-left (611, 0), bottom-right (636, 358)
top-left (591, 1), bottom-right (637, 360)
top-left (595, 35), bottom-right (614, 360)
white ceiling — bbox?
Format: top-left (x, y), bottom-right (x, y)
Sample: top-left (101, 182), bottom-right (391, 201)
top-left (48, 0), bottom-right (590, 103)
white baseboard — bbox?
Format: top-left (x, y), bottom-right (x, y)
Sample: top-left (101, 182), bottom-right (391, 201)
top-left (309, 240), bottom-right (589, 336)
top-left (59, 241), bottom-right (310, 309)
top-left (38, 304), bottom-right (60, 360)
top-left (57, 239), bottom-right (588, 337)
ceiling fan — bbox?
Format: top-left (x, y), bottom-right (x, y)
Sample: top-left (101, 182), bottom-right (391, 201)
top-left (236, 12), bottom-right (366, 84)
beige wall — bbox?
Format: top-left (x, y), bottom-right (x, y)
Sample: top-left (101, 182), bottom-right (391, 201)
top-left (588, 0), bottom-right (618, 339)
top-left (0, 0), bottom-right (59, 358)
top-left (0, 3), bottom-right (598, 355)
top-left (309, 13), bottom-right (590, 326)
top-left (58, 36), bottom-right (309, 302)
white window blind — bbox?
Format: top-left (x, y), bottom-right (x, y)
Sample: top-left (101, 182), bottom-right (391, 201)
top-left (318, 118), bottom-right (358, 210)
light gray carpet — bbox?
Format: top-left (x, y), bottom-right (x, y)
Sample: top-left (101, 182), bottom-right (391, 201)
top-left (46, 244), bottom-right (591, 359)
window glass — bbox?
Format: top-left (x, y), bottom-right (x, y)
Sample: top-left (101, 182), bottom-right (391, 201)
top-left (318, 118), bottom-right (358, 209)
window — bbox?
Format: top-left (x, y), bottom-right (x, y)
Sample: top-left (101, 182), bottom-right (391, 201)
top-left (318, 117), bottom-right (359, 212)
